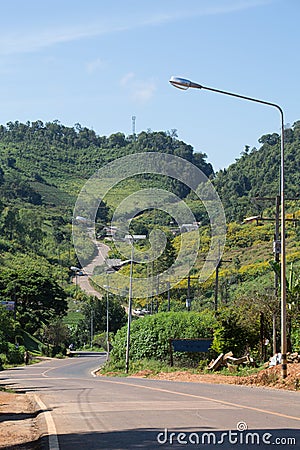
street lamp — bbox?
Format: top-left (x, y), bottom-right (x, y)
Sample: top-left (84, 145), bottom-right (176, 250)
top-left (125, 234), bottom-right (146, 373)
top-left (90, 301), bottom-right (94, 349)
top-left (103, 268), bottom-right (116, 359)
top-left (106, 283), bottom-right (110, 357)
top-left (169, 76), bottom-right (287, 378)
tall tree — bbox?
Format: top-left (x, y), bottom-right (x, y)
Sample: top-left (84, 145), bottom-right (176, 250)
top-left (0, 265), bottom-right (67, 333)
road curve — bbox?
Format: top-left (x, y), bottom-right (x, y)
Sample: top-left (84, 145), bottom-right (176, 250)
top-left (1, 356), bottom-right (299, 449)
top-left (73, 242), bottom-right (110, 298)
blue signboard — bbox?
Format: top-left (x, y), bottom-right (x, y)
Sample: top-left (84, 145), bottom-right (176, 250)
top-left (171, 339), bottom-right (212, 353)
top-left (1, 301), bottom-right (15, 311)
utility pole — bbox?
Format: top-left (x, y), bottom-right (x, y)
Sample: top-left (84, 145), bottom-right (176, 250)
top-left (186, 274), bottom-right (191, 311)
top-left (151, 260), bottom-right (154, 314)
top-left (125, 234), bottom-right (146, 374)
top-left (125, 242), bottom-right (134, 374)
top-left (199, 243), bottom-right (231, 313)
top-left (274, 195), bottom-right (280, 355)
top-left (132, 115), bottom-right (136, 138)
top-left (214, 258), bottom-right (232, 312)
top-left (167, 280), bottom-right (171, 311)
top-left (251, 196), bottom-right (300, 355)
top-left (214, 261), bottom-right (220, 313)
top-left (90, 305), bottom-right (94, 349)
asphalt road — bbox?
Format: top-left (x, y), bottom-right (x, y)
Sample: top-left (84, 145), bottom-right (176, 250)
top-left (1, 355), bottom-right (299, 449)
top-left (73, 242), bottom-right (110, 297)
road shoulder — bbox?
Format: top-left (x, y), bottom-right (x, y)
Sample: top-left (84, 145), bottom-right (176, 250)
top-left (0, 391), bottom-right (42, 449)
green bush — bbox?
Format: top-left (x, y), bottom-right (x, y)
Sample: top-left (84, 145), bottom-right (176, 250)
top-left (110, 310), bottom-right (216, 364)
top-left (20, 330), bottom-right (45, 353)
top-left (291, 326), bottom-right (300, 352)
top-left (212, 308), bottom-right (259, 357)
top-left (93, 332), bottom-right (109, 351)
top-left (51, 345), bottom-right (66, 357)
top-left (0, 338), bottom-right (8, 355)
top-left (0, 353), bottom-right (7, 369)
top-left (7, 343), bottom-right (26, 364)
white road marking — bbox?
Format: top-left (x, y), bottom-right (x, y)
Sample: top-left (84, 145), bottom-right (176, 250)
top-left (34, 394), bottom-right (60, 450)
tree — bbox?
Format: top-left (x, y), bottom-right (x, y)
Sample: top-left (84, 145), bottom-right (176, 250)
top-left (96, 200), bottom-right (111, 224)
top-left (0, 305), bottom-right (16, 353)
top-left (212, 306), bottom-right (259, 357)
top-left (77, 295), bottom-right (126, 343)
top-left (0, 266), bottom-right (68, 334)
top-left (258, 133), bottom-right (280, 146)
top-left (0, 166), bottom-right (5, 184)
top-left (153, 235), bottom-right (176, 275)
top-left (270, 261), bottom-right (300, 351)
top-left (42, 318), bottom-right (70, 353)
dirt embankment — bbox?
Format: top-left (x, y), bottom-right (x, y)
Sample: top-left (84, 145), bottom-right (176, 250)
top-left (131, 363), bottom-right (300, 391)
top-left (0, 391), bottom-right (41, 449)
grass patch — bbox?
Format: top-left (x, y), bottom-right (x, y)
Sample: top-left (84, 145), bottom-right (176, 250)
top-left (64, 310), bottom-right (84, 326)
top-left (0, 386), bottom-right (16, 393)
top-left (99, 357), bottom-right (267, 380)
top-left (214, 364), bottom-right (266, 377)
top-left (99, 358), bottom-right (201, 377)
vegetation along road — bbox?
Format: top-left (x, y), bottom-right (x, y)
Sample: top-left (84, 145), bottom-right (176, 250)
top-left (1, 355), bottom-right (299, 449)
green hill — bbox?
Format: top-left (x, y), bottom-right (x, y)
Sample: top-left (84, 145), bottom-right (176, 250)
top-left (0, 119), bottom-right (299, 358)
top-left (213, 120), bottom-right (300, 221)
top-left (1, 119), bottom-right (300, 223)
top-left (0, 121), bottom-right (213, 206)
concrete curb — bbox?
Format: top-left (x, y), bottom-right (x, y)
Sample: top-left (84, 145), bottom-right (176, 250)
top-left (91, 367), bottom-right (100, 377)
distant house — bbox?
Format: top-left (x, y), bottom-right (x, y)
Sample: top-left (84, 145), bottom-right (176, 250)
top-left (180, 223), bottom-right (199, 233)
top-left (105, 258), bottom-right (123, 269)
top-left (104, 226), bottom-right (118, 237)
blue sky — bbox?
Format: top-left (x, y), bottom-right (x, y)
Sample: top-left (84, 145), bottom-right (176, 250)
top-left (0, 0), bottom-right (298, 170)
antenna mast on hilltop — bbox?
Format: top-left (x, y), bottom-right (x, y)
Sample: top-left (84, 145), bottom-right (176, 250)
top-left (132, 115), bottom-right (136, 138)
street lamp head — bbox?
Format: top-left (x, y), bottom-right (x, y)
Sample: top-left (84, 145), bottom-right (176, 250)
top-left (169, 76), bottom-right (191, 90)
top-left (169, 76), bottom-right (203, 90)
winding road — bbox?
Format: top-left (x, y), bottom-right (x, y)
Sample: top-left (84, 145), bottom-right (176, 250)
top-left (1, 355), bottom-right (299, 449)
top-left (73, 242), bottom-right (110, 298)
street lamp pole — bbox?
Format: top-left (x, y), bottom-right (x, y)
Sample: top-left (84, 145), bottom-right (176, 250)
top-left (90, 303), bottom-right (94, 349)
top-left (103, 268), bottom-right (117, 359)
top-left (70, 266), bottom-right (81, 292)
top-left (125, 242), bottom-right (134, 374)
top-left (169, 76), bottom-right (287, 378)
top-left (125, 234), bottom-right (146, 374)
top-left (106, 275), bottom-right (110, 358)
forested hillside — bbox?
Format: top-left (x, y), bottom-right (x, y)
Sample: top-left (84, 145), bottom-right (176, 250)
top-left (1, 119), bottom-right (300, 222)
top-left (214, 120), bottom-right (300, 221)
top-left (0, 121), bottom-right (213, 205)
top-left (0, 119), bottom-right (299, 363)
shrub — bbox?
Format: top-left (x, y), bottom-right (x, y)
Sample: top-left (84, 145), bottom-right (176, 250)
top-left (7, 343), bottom-right (26, 364)
top-left (110, 310), bottom-right (216, 364)
top-left (212, 308), bottom-right (259, 357)
top-left (0, 353), bottom-right (7, 369)
top-left (291, 327), bottom-right (300, 352)
top-left (93, 332), bottom-right (109, 351)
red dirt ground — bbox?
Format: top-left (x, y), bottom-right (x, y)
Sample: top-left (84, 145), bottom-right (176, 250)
top-left (131, 363), bottom-right (300, 391)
